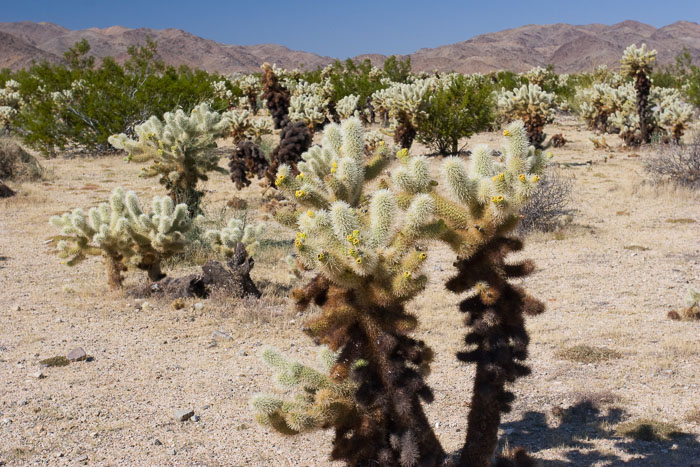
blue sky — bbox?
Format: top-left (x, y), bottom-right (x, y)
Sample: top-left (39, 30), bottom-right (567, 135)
top-left (2, 0), bottom-right (699, 58)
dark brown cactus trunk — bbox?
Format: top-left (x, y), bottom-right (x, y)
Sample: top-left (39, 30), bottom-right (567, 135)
top-left (395, 111), bottom-right (417, 150)
top-left (635, 72), bottom-right (652, 144)
top-left (445, 237), bottom-right (545, 467)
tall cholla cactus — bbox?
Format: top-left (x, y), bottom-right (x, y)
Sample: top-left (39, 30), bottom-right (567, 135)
top-left (497, 84), bottom-right (556, 148)
top-left (254, 118), bottom-right (550, 465)
top-left (261, 117), bottom-right (444, 465)
top-left (49, 188), bottom-right (194, 288)
top-left (108, 103), bottom-right (231, 213)
top-left (251, 347), bottom-right (356, 435)
top-left (205, 217), bottom-right (264, 258)
top-left (620, 43), bottom-right (657, 144)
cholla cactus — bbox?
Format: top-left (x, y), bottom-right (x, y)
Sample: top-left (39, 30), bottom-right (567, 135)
top-left (576, 82), bottom-right (634, 133)
top-left (212, 80), bottom-right (233, 105)
top-left (205, 217), bottom-right (264, 258)
top-left (620, 44), bottom-right (657, 144)
top-left (336, 94), bottom-right (360, 120)
top-left (261, 63), bottom-right (291, 129)
top-left (289, 93), bottom-right (327, 131)
top-left (226, 109), bottom-right (252, 143)
top-left (251, 347), bottom-right (356, 434)
top-left (256, 118), bottom-right (550, 465)
top-left (0, 79), bottom-right (22, 130)
top-left (377, 80), bottom-right (432, 149)
top-left (108, 103), bottom-right (230, 213)
top-left (656, 91), bottom-right (693, 143)
top-left (237, 74), bottom-right (261, 114)
top-left (497, 84), bottom-right (556, 148)
top-left (49, 188), bottom-right (193, 287)
top-left (525, 66), bottom-right (558, 90)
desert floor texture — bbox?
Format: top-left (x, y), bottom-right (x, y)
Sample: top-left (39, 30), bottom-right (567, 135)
top-left (1, 117), bottom-right (699, 466)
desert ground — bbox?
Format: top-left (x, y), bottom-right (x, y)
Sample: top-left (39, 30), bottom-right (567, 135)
top-left (1, 116), bottom-right (698, 466)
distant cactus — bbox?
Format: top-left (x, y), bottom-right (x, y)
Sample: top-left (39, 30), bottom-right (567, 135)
top-left (108, 103), bottom-right (231, 213)
top-left (49, 188), bottom-right (194, 287)
top-left (336, 94), bottom-right (360, 120)
top-left (497, 84), bottom-right (555, 148)
top-left (261, 63), bottom-right (291, 129)
top-left (620, 44), bottom-right (657, 144)
top-left (375, 80), bottom-right (431, 149)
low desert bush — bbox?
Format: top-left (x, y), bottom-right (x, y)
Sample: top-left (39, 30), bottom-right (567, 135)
top-left (616, 419), bottom-right (685, 442)
top-left (518, 168), bottom-right (573, 233)
top-left (556, 344), bottom-right (622, 363)
top-left (646, 133), bottom-right (700, 188)
top-left (0, 137), bottom-right (48, 181)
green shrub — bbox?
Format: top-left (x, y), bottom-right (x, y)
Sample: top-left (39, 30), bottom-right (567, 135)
top-left (416, 74), bottom-right (495, 155)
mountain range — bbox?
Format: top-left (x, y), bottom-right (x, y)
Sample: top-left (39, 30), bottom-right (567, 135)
top-left (1, 20), bottom-right (699, 74)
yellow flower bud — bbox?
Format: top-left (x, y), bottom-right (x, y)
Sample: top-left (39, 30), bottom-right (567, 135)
top-left (532, 175), bottom-right (540, 183)
top-left (503, 129), bottom-right (510, 136)
top-left (518, 174), bottom-right (526, 182)
top-left (318, 253), bottom-right (326, 261)
top-left (353, 238), bottom-right (359, 245)
top-left (331, 161), bottom-right (338, 168)
top-left (330, 167), bottom-right (337, 174)
top-left (356, 257), bottom-right (362, 264)
top-left (306, 210), bottom-right (314, 217)
top-left (347, 234), bottom-right (353, 242)
top-left (396, 148), bottom-right (409, 159)
top-left (294, 239), bottom-right (302, 248)
top-left (492, 173), bottom-right (505, 182)
top-left (418, 252), bottom-right (427, 260)
top-left (403, 271), bottom-right (411, 278)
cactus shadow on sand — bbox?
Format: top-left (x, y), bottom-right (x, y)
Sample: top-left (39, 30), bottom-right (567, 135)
top-left (498, 400), bottom-right (700, 466)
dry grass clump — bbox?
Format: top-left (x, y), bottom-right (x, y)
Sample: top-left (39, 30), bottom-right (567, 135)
top-left (646, 132), bottom-right (700, 188)
top-left (518, 168), bottom-right (574, 233)
top-left (667, 305), bottom-right (700, 321)
top-left (665, 217), bottom-right (696, 224)
top-left (556, 344), bottom-right (622, 363)
top-left (0, 137), bottom-right (48, 181)
top-left (616, 419), bottom-right (685, 442)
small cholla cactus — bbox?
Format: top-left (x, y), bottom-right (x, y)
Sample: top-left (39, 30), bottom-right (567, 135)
top-left (49, 188), bottom-right (194, 287)
top-left (576, 82), bottom-right (634, 133)
top-left (251, 347), bottom-right (356, 434)
top-left (620, 44), bottom-right (657, 144)
top-left (237, 74), bottom-right (261, 114)
top-left (205, 217), bottom-right (264, 258)
top-left (497, 84), bottom-right (556, 148)
top-left (0, 79), bottom-right (22, 130)
top-left (524, 66), bottom-right (557, 90)
top-left (656, 93), bottom-right (693, 143)
top-left (336, 94), bottom-right (360, 120)
top-left (289, 93), bottom-right (327, 131)
top-left (108, 103), bottom-right (231, 213)
top-left (226, 109), bottom-right (252, 143)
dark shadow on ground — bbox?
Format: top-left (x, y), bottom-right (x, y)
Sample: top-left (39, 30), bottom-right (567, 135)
top-left (499, 400), bottom-right (700, 466)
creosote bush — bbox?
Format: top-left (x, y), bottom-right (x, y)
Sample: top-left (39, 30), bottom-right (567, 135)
top-left (253, 118), bottom-right (551, 466)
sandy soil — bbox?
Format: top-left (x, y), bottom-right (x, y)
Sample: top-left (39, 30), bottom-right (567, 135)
top-left (1, 117), bottom-right (699, 466)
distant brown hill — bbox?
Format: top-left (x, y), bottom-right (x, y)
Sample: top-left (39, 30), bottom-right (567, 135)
top-left (1, 20), bottom-right (699, 74)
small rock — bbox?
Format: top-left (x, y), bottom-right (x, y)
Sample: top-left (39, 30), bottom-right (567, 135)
top-left (206, 341), bottom-right (217, 349)
top-left (67, 347), bottom-right (87, 362)
top-left (202, 405), bottom-right (210, 410)
top-left (12, 305), bottom-right (20, 312)
top-left (238, 349), bottom-right (248, 357)
top-left (55, 318), bottom-right (63, 323)
top-left (192, 415), bottom-right (200, 422)
top-left (1, 418), bottom-right (11, 425)
top-left (194, 302), bottom-right (204, 310)
top-left (31, 371), bottom-right (45, 379)
top-left (18, 400), bottom-right (28, 406)
top-left (134, 299), bottom-right (145, 310)
top-left (211, 330), bottom-right (232, 341)
top-left (76, 455), bottom-right (88, 463)
top-left (169, 448), bottom-right (177, 456)
top-left (153, 439), bottom-right (162, 446)
top-left (54, 452), bottom-right (64, 458)
top-left (174, 409), bottom-right (195, 422)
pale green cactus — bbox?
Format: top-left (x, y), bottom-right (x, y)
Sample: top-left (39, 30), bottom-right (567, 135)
top-left (289, 92), bottom-right (327, 130)
top-left (685, 287), bottom-right (700, 309)
top-left (336, 94), bottom-right (360, 120)
top-left (205, 217), bottom-right (265, 258)
top-left (0, 79), bottom-right (22, 129)
top-left (49, 187), bottom-right (194, 287)
top-left (576, 82), bottom-right (634, 133)
top-left (250, 347), bottom-right (356, 435)
top-left (108, 103), bottom-right (231, 212)
top-left (620, 43), bottom-right (657, 79)
top-left (226, 109), bottom-right (253, 143)
top-left (497, 84), bottom-right (556, 148)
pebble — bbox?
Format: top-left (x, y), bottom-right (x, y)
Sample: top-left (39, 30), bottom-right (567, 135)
top-left (12, 305), bottom-right (21, 312)
top-left (76, 455), bottom-right (88, 463)
top-left (153, 439), bottom-right (162, 446)
top-left (192, 415), bottom-right (200, 422)
top-left (31, 370), bottom-right (45, 379)
top-left (18, 400), bottom-right (27, 406)
top-left (211, 330), bottom-right (232, 341)
top-left (238, 349), bottom-right (248, 356)
top-left (1, 418), bottom-right (11, 425)
top-left (169, 448), bottom-right (177, 456)
top-left (67, 347), bottom-right (87, 362)
top-left (206, 341), bottom-right (217, 349)
top-left (174, 409), bottom-right (195, 422)
top-left (194, 302), bottom-right (204, 310)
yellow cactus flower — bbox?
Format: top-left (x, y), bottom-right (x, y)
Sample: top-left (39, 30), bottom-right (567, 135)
top-left (331, 161), bottom-right (338, 168)
top-left (492, 173), bottom-right (505, 182)
top-left (532, 175), bottom-right (540, 183)
top-left (396, 148), bottom-right (409, 159)
top-left (503, 129), bottom-right (510, 136)
top-left (546, 151), bottom-right (553, 158)
top-left (295, 190), bottom-right (306, 198)
top-left (418, 252), bottom-right (427, 260)
top-left (294, 239), bottom-right (302, 248)
top-left (403, 271), bottom-right (412, 278)
top-left (518, 174), bottom-right (526, 182)
top-left (491, 195), bottom-right (505, 204)
top-left (378, 141), bottom-right (385, 146)
top-left (306, 210), bottom-right (314, 217)
top-left (352, 230), bottom-right (360, 236)
top-left (352, 238), bottom-right (359, 245)
top-left (356, 257), bottom-right (362, 264)
top-left (275, 175), bottom-right (286, 186)
top-left (296, 173), bottom-right (305, 180)
top-left (347, 248), bottom-right (355, 256)
top-left (317, 253), bottom-right (326, 261)
top-left (330, 167), bottom-right (337, 174)
top-left (347, 234), bottom-right (353, 242)
top-left (157, 149), bottom-right (164, 157)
